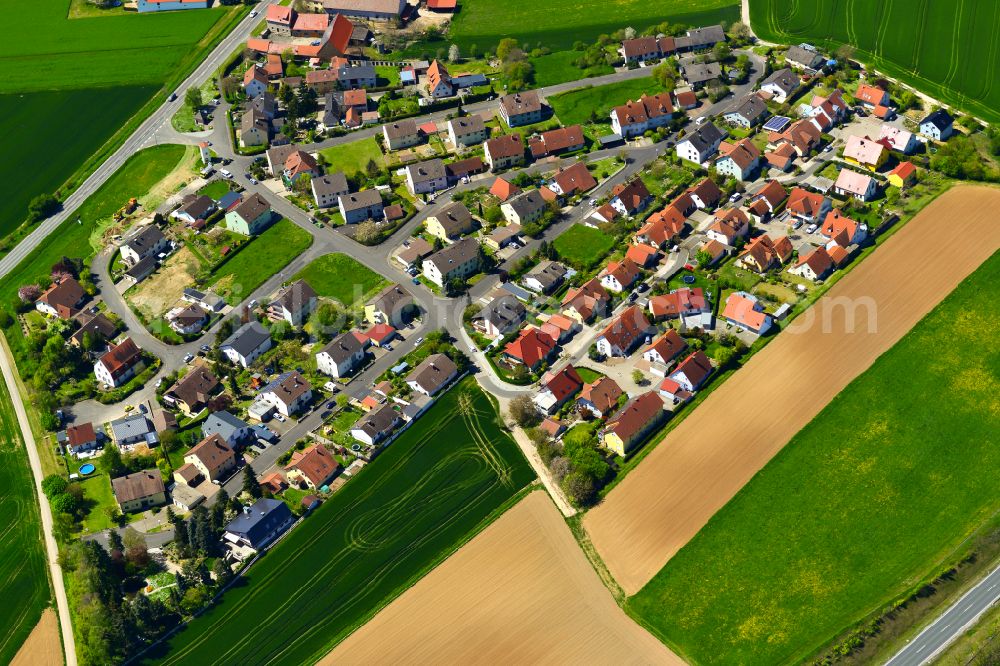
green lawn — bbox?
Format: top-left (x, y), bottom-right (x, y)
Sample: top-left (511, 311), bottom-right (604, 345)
top-left (553, 224), bottom-right (615, 269)
top-left (574, 366), bottom-right (605, 384)
top-left (530, 50), bottom-right (613, 88)
top-left (629, 250), bottom-right (1000, 664)
top-left (79, 473), bottom-right (121, 534)
top-left (549, 78), bottom-right (667, 127)
top-left (447, 0), bottom-right (739, 52)
top-left (750, 0), bottom-right (1000, 123)
top-left (374, 65), bottom-right (401, 88)
top-left (198, 179), bottom-right (232, 201)
top-left (0, 380), bottom-right (51, 664)
top-left (293, 253), bottom-right (389, 307)
top-left (209, 218), bottom-right (313, 301)
top-left (319, 138), bottom-right (385, 177)
top-left (144, 378), bottom-right (534, 665)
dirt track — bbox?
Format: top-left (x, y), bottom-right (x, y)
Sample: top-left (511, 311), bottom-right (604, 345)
top-left (585, 185), bottom-right (1000, 595)
top-left (11, 609), bottom-right (61, 666)
top-left (323, 491), bottom-right (681, 665)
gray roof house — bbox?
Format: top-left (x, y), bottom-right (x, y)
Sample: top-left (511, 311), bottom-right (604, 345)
top-left (120, 225), bottom-right (168, 265)
top-left (223, 498), bottom-right (294, 550)
top-left (500, 189), bottom-right (547, 225)
top-left (269, 280), bottom-right (317, 327)
top-left (221, 321), bottom-right (272, 368)
top-left (405, 159), bottom-right (448, 195)
top-left (682, 62), bottom-right (722, 88)
top-left (350, 403), bottom-right (403, 446)
top-left (311, 172), bottom-right (350, 209)
top-left (110, 414), bottom-right (158, 448)
top-left (316, 331), bottom-right (366, 378)
top-left (785, 45), bottom-right (825, 71)
top-left (406, 353), bottom-right (458, 396)
top-left (202, 410), bottom-right (253, 447)
top-left (723, 94), bottom-right (769, 128)
top-left (522, 260), bottom-right (568, 294)
top-left (338, 189), bottom-right (384, 224)
top-left (760, 67), bottom-right (800, 102)
top-left (472, 295), bottom-right (526, 339)
top-left (676, 122), bottom-right (726, 165)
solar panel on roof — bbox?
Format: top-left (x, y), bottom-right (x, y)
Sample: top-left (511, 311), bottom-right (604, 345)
top-left (763, 116), bottom-right (792, 132)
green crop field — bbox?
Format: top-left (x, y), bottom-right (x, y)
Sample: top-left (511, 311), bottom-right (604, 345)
top-left (750, 0), bottom-right (1000, 123)
top-left (549, 78), bottom-right (666, 127)
top-left (0, 379), bottom-right (51, 663)
top-left (145, 378), bottom-right (534, 665)
top-left (448, 0), bottom-right (739, 52)
top-left (293, 253), bottom-right (389, 307)
top-left (209, 219), bottom-right (313, 301)
top-left (553, 223), bottom-right (614, 269)
top-left (628, 250), bottom-right (1000, 664)
top-left (0, 0), bottom-right (246, 243)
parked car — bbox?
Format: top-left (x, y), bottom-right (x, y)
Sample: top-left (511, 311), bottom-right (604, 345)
top-left (806, 224), bottom-right (818, 234)
top-left (415, 336), bottom-right (424, 345)
top-left (167, 92), bottom-right (177, 102)
top-left (637, 283), bottom-right (650, 293)
top-left (792, 220), bottom-right (803, 230)
top-left (275, 414), bottom-right (285, 423)
top-left (184, 353), bottom-right (194, 363)
top-left (729, 192), bottom-right (742, 203)
top-left (220, 169), bottom-right (233, 179)
top-left (412, 278), bottom-right (420, 285)
top-left (200, 344), bottom-right (211, 352)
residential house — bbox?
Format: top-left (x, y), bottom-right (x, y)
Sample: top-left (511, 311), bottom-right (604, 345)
top-left (834, 169), bottom-right (878, 201)
top-left (120, 225), bottom-right (168, 266)
top-left (737, 234), bottom-right (793, 273)
top-left (137, 0), bottom-right (209, 11)
top-left (759, 68), bottom-right (800, 103)
top-left (784, 44), bottom-right (825, 71)
top-left (366, 284), bottom-right (415, 327)
top-left (888, 162), bottom-right (917, 188)
top-left (185, 433), bottom-right (237, 482)
top-left (547, 161), bottom-right (597, 198)
top-left (110, 414), bottom-right (157, 448)
top-left (599, 258), bottom-right (641, 293)
top-left (490, 176), bottom-right (520, 202)
top-left (239, 109), bottom-right (269, 148)
top-left (426, 201), bottom-right (475, 241)
top-left (311, 172), bottom-right (350, 209)
top-left (316, 331), bottom-right (366, 378)
top-left (223, 498), bottom-right (294, 550)
top-left (181, 288), bottom-right (226, 313)
top-left (669, 350), bottom-right (714, 392)
top-left (806, 89), bottom-right (849, 131)
top-left (330, 57), bottom-right (376, 89)
top-left (472, 295), bottom-right (526, 339)
top-left (168, 304), bottom-right (208, 335)
top-left (540, 313), bottom-right (579, 344)
top-left (577, 376), bottom-right (623, 418)
top-left (250, 91), bottom-right (278, 119)
top-left (203, 410), bottom-right (252, 448)
top-left (821, 208), bottom-right (868, 248)
top-left (421, 237), bottom-right (481, 288)
top-left (166, 366), bottom-right (220, 416)
top-left (503, 326), bottom-right (556, 371)
top-left (522, 260), bottom-right (568, 294)
top-left (285, 444), bottom-right (339, 489)
top-left (534, 365), bottom-right (583, 414)
top-left (674, 24), bottom-right (726, 51)
top-left (69, 311), bottom-right (116, 348)
top-left (383, 119), bottom-right (421, 150)
top-left (625, 243), bottom-right (659, 267)
top-left (715, 138), bottom-right (761, 181)
top-left (35, 277), bottom-right (85, 319)
top-left (426, 59), bottom-right (453, 98)
top-left (878, 125), bottom-right (918, 154)
top-left (854, 82), bottom-right (890, 109)
top-left (699, 239), bottom-right (728, 267)
top-left (94, 337), bottom-right (143, 388)
top-left (723, 93), bottom-right (768, 128)
top-left (483, 223), bottom-right (522, 250)
top-left (394, 237), bottom-right (434, 270)
top-left (225, 193), bottom-right (273, 235)
top-left (722, 291), bottom-right (773, 335)
top-left (610, 92), bottom-right (674, 138)
top-left (484, 133), bottom-right (525, 171)
top-left (746, 180), bottom-right (788, 222)
top-left (676, 123), bottom-right (725, 165)
top-left (764, 142), bottom-right (797, 171)
top-left (291, 12), bottom-right (330, 38)
top-left (265, 4), bottom-right (293, 34)
top-left (770, 118), bottom-right (821, 157)
top-left (406, 353), bottom-right (458, 396)
top-left (338, 189), bottom-right (384, 224)
top-left (561, 278), bottom-right (609, 323)
top-left (619, 35), bottom-right (676, 64)
top-left (920, 109), bottom-right (954, 141)
top-left (706, 208), bottom-right (750, 246)
top-left (528, 124), bottom-right (586, 158)
top-left (281, 150), bottom-right (318, 185)
top-left (445, 156), bottom-right (486, 183)
top-left (447, 115), bottom-right (489, 147)
top-left (172, 194), bottom-right (216, 225)
top-left (221, 321), bottom-right (272, 368)
top-left (501, 189), bottom-right (547, 225)
top-left (112, 469), bottom-right (166, 513)
top-left (243, 66), bottom-right (269, 98)
top-left (682, 61), bottom-right (722, 89)
top-left (351, 403), bottom-right (403, 446)
top-left (648, 287), bottom-right (710, 320)
top-left (789, 245), bottom-right (835, 281)
top-left (636, 207), bottom-right (685, 248)
top-left (843, 135), bottom-right (887, 170)
top-left (405, 159), bottom-right (448, 195)
top-left (600, 392), bottom-right (665, 456)
top-left (595, 305), bottom-right (652, 357)
top-left (610, 178), bottom-right (652, 217)
top-left (639, 326), bottom-right (684, 367)
top-left (258, 371), bottom-right (312, 417)
top-left (499, 91), bottom-right (544, 127)
top-left (786, 187), bottom-right (831, 224)
top-left (305, 69), bottom-right (339, 95)
top-left (65, 422), bottom-right (100, 456)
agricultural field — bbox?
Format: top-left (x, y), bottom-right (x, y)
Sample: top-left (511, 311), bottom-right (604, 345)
top-left (0, 0), bottom-right (246, 244)
top-left (553, 223), bottom-right (614, 269)
top-left (585, 185), bottom-right (1000, 598)
top-left (293, 253), bottom-right (389, 307)
top-left (629, 242), bottom-right (1000, 664)
top-left (318, 138), bottom-right (385, 177)
top-left (145, 378), bottom-right (534, 665)
top-left (548, 78), bottom-right (666, 127)
top-left (447, 0), bottom-right (739, 52)
top-left (0, 379), bottom-right (51, 664)
top-left (749, 0), bottom-right (1000, 123)
top-left (208, 218), bottom-right (313, 300)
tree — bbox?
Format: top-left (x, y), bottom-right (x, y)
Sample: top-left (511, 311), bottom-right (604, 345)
top-left (242, 465), bottom-right (262, 499)
top-left (354, 219), bottom-right (381, 245)
top-left (220, 76), bottom-right (239, 99)
top-left (713, 41), bottom-right (732, 62)
top-left (651, 62), bottom-right (676, 92)
top-left (17, 284), bottom-right (41, 303)
top-left (549, 456), bottom-right (572, 482)
top-left (695, 249), bottom-right (713, 268)
top-left (729, 21), bottom-right (752, 41)
top-left (123, 527), bottom-right (149, 569)
top-left (27, 193), bottom-right (59, 222)
top-left (835, 43), bottom-right (856, 63)
top-left (496, 37), bottom-right (519, 62)
top-left (50, 492), bottom-right (79, 516)
top-left (213, 558), bottom-right (232, 588)
top-left (107, 529), bottom-right (124, 557)
top-left (562, 470), bottom-right (596, 506)
top-left (185, 86), bottom-right (203, 110)
top-left (624, 26), bottom-right (636, 40)
top-left (270, 320), bottom-right (293, 341)
top-left (508, 395), bottom-right (540, 428)
top-left (99, 446), bottom-right (126, 478)
top-left (631, 369), bottom-right (645, 385)
top-left (42, 474), bottom-right (68, 498)
top-left (448, 44), bottom-right (461, 63)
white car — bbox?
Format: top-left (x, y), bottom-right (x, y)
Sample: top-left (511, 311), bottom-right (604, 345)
top-left (220, 169), bottom-right (233, 179)
top-left (248, 9), bottom-right (257, 17)
top-left (806, 224), bottom-right (818, 234)
top-left (275, 414), bottom-right (286, 422)
top-left (184, 353), bottom-right (194, 363)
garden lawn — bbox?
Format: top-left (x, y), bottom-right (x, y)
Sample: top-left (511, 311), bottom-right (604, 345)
top-left (79, 474), bottom-right (122, 534)
top-left (0, 380), bottom-right (51, 664)
top-left (628, 250), bottom-right (1000, 664)
top-left (198, 179), bottom-right (232, 201)
top-left (548, 78), bottom-right (667, 127)
top-left (447, 0), bottom-right (739, 52)
top-left (319, 138), bottom-right (385, 177)
top-left (293, 253), bottom-right (388, 307)
top-left (209, 218), bottom-right (313, 301)
top-left (530, 50), bottom-right (613, 88)
top-left (144, 378), bottom-right (534, 665)
top-left (553, 224), bottom-right (615, 269)
top-left (574, 367), bottom-right (604, 384)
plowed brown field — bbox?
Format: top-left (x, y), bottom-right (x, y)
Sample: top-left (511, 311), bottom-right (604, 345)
top-left (11, 609), bottom-right (61, 666)
top-left (585, 185), bottom-right (1000, 595)
top-left (323, 491), bottom-right (681, 665)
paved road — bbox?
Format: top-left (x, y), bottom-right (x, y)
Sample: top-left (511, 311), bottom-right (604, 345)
top-left (885, 563), bottom-right (1000, 666)
top-left (0, 0), bottom-right (278, 280)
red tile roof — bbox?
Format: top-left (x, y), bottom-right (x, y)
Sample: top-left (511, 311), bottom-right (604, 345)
top-left (604, 392), bottom-right (663, 443)
top-left (504, 327), bottom-right (556, 368)
top-left (643, 329), bottom-right (687, 363)
top-left (625, 243), bottom-right (659, 266)
top-left (489, 176), bottom-right (520, 201)
top-left (579, 376), bottom-right (623, 414)
top-left (550, 161), bottom-right (597, 196)
top-left (285, 444), bottom-right (339, 488)
top-left (598, 305), bottom-right (651, 353)
top-left (673, 351), bottom-right (713, 388)
top-left (648, 287), bottom-right (707, 318)
top-left (540, 365), bottom-right (583, 402)
top-left (528, 125), bottom-right (585, 157)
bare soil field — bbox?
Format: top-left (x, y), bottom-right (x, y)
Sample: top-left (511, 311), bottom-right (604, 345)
top-left (11, 609), bottom-right (61, 666)
top-left (126, 246), bottom-right (201, 319)
top-left (323, 491), bottom-right (681, 665)
top-left (585, 185), bottom-right (1000, 595)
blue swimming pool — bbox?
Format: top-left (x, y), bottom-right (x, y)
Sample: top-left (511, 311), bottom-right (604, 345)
top-left (682, 274), bottom-right (696, 284)
top-left (79, 463), bottom-right (95, 475)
